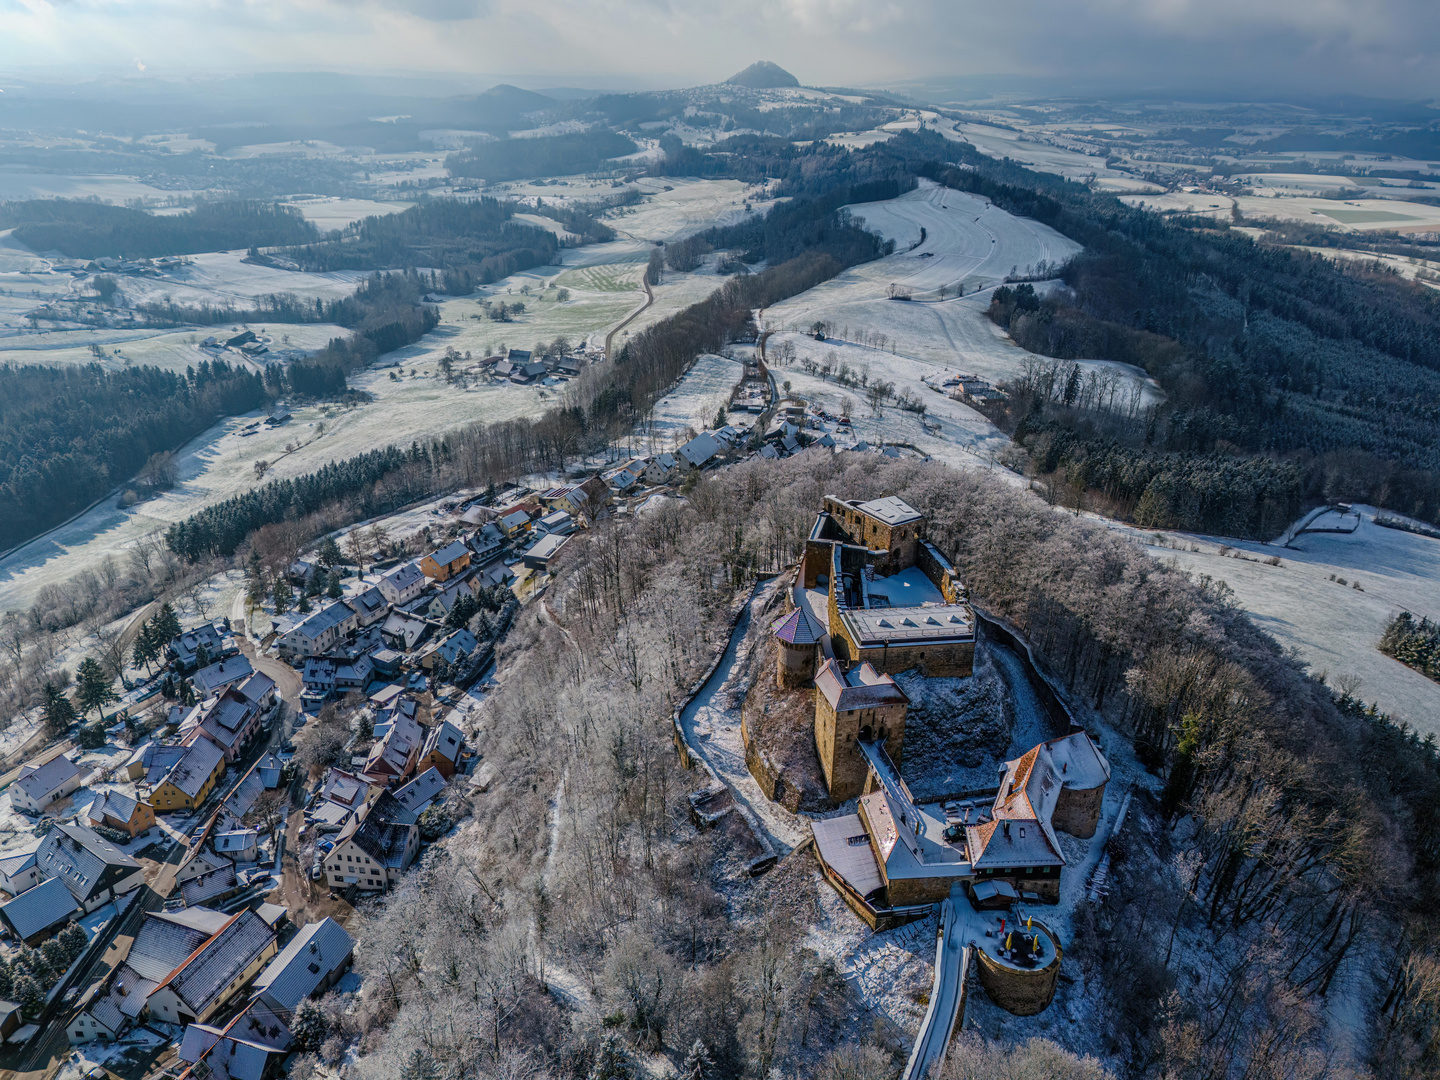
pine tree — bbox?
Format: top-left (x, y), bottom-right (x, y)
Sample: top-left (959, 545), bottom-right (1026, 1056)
top-left (399, 1048), bottom-right (439, 1080)
top-left (132, 623), bottom-right (159, 675)
top-left (14, 976), bottom-right (40, 1016)
top-left (76, 657), bottom-right (117, 720)
top-left (41, 682), bottom-right (78, 735)
top-left (326, 574), bottom-right (344, 600)
top-left (58, 924), bottom-right (87, 964)
top-left (0, 959), bottom-right (14, 1000)
top-left (298, 593), bottom-right (312, 614)
top-left (681, 1039), bottom-right (716, 1080)
top-left (155, 602), bottom-right (182, 641)
top-left (318, 535), bottom-right (343, 568)
top-left (273, 578), bottom-right (292, 615)
top-left (292, 1000), bottom-right (329, 1050)
top-left (589, 1033), bottom-right (634, 1080)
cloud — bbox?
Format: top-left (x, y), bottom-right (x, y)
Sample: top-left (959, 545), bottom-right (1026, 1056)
top-left (0, 0), bottom-right (1432, 98)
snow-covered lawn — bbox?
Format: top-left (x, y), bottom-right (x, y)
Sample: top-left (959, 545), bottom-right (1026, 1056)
top-left (1104, 506), bottom-right (1440, 736)
top-left (603, 177), bottom-right (765, 242)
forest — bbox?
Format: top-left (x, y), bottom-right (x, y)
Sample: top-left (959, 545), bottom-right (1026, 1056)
top-left (1379, 611), bottom-right (1440, 685)
top-left (0, 360), bottom-right (264, 552)
top-left (300, 453), bottom-right (1440, 1080)
top-left (0, 199), bottom-right (319, 258)
top-left (445, 131), bottom-right (638, 182)
top-left (279, 197), bottom-right (559, 291)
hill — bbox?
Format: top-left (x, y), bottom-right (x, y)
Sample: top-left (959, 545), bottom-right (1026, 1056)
top-left (726, 61), bottom-right (800, 89)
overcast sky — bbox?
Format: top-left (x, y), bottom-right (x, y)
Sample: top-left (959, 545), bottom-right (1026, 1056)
top-left (1, 0), bottom-right (1436, 100)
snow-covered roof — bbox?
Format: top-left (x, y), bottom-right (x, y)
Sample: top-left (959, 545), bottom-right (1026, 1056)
top-left (16, 754), bottom-right (83, 803)
top-left (192, 655), bottom-right (254, 698)
top-left (426, 540), bottom-right (471, 568)
top-left (814, 660), bottom-right (907, 712)
top-left (252, 918), bottom-right (354, 1014)
top-left (679, 432), bottom-right (722, 467)
top-left (164, 909), bottom-right (276, 1018)
top-left (0, 876), bottom-right (77, 939)
top-left (393, 767), bottom-right (447, 814)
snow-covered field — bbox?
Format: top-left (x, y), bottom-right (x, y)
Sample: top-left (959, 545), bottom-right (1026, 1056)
top-left (285, 197), bottom-right (413, 231)
top-left (0, 323), bottom-right (346, 373)
top-left (1106, 506), bottom-right (1440, 736)
top-left (0, 168), bottom-right (196, 203)
top-left (1122, 190), bottom-right (1440, 232)
top-left (641, 352), bottom-right (742, 447)
top-left (602, 177), bottom-right (766, 242)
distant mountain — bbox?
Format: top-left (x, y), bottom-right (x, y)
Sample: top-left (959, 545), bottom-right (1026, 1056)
top-left (725, 62), bottom-right (799, 89)
top-left (477, 83), bottom-right (554, 111)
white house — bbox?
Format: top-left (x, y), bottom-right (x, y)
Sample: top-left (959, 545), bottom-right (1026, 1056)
top-left (377, 563), bottom-right (426, 607)
top-left (12, 754), bottom-right (84, 814)
top-left (279, 601), bottom-right (358, 659)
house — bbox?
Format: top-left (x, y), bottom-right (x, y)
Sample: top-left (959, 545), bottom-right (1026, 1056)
top-left (333, 654), bottom-right (374, 693)
top-left (420, 540), bottom-right (471, 583)
top-left (212, 830), bottom-right (259, 863)
top-left (180, 864), bottom-right (240, 908)
top-left (86, 791), bottom-right (155, 839)
top-left (36, 823), bottom-right (146, 912)
top-left (309, 769), bottom-right (382, 832)
top-left (176, 1014), bottom-right (289, 1080)
top-left (267, 407), bottom-right (291, 426)
top-left (70, 907), bottom-right (233, 1044)
top-left (251, 918), bottom-right (354, 1017)
top-left (321, 792), bottom-right (419, 892)
top-left (234, 672), bottom-right (277, 711)
top-left (425, 572), bottom-right (481, 622)
top-left (257, 754), bottom-right (284, 790)
top-left (191, 655), bottom-right (255, 699)
top-left (506, 348), bottom-right (532, 364)
top-left (393, 767), bottom-right (447, 815)
top-left (301, 659), bottom-right (336, 698)
top-left (417, 720), bottom-right (465, 779)
top-left (226, 331), bottom-right (257, 348)
top-left (279, 602), bottom-right (357, 660)
top-left (678, 432), bottom-right (723, 469)
top-left (476, 559), bottom-right (518, 590)
top-left (416, 628), bottom-right (477, 672)
top-left (346, 585), bottom-right (389, 628)
top-left (492, 359), bottom-right (515, 378)
top-left (0, 848), bottom-right (40, 899)
top-left (498, 508), bottom-right (532, 537)
top-left (12, 754), bottom-right (84, 814)
top-left (170, 624), bottom-right (235, 672)
top-left (522, 532), bottom-right (572, 573)
top-left (469, 521), bottom-right (506, 560)
top-left (644, 453), bottom-right (680, 485)
top-left (0, 876), bottom-right (79, 944)
top-left (377, 562), bottom-right (426, 607)
top-left (146, 909), bottom-right (279, 1027)
top-left (534, 510), bottom-right (575, 537)
top-left (361, 713), bottom-right (424, 785)
top-left (380, 610), bottom-right (431, 651)
top-left (188, 689), bottom-right (264, 763)
top-left (146, 738), bottom-right (227, 812)
top-left (369, 649), bottom-right (402, 680)
top-left (605, 458), bottom-right (648, 492)
top-left (175, 849), bottom-right (232, 889)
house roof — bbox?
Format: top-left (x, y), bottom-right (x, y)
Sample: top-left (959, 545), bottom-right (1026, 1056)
top-left (0, 847), bottom-right (37, 880)
top-left (180, 864), bottom-right (239, 906)
top-left (344, 791), bottom-right (416, 868)
top-left (213, 831), bottom-right (257, 855)
top-left (321, 769), bottom-right (373, 810)
top-left (422, 720), bottom-right (464, 765)
top-left (427, 540), bottom-right (470, 567)
top-left (679, 432), bottom-right (721, 467)
top-left (164, 909), bottom-right (276, 1017)
top-left (0, 876), bottom-right (77, 939)
top-left (88, 790), bottom-right (141, 826)
top-left (349, 586), bottom-right (387, 618)
top-left (252, 918), bottom-right (354, 1014)
top-left (499, 509), bottom-right (530, 531)
top-left (393, 767), bottom-right (447, 814)
top-left (813, 660), bottom-right (907, 712)
top-left (382, 562), bottom-right (424, 592)
top-left (162, 738), bottom-right (226, 799)
top-left (36, 823), bottom-right (142, 904)
top-left (15, 754), bottom-right (83, 803)
top-left (235, 672), bottom-right (276, 707)
top-left (287, 602), bottom-right (354, 643)
top-left (523, 532), bottom-right (570, 564)
top-left (128, 910), bottom-right (228, 982)
top-left (191, 655), bottom-right (255, 698)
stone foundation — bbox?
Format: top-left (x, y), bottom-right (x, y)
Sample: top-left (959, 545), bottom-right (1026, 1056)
top-left (974, 922), bottom-right (1063, 1016)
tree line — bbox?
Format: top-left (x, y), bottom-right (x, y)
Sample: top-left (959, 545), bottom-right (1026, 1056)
top-left (445, 131), bottom-right (639, 182)
top-left (0, 360), bottom-right (265, 552)
top-left (0, 199), bottom-right (319, 259)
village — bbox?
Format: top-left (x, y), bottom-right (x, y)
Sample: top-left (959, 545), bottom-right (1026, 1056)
top-left (0, 336), bottom-right (1037, 1080)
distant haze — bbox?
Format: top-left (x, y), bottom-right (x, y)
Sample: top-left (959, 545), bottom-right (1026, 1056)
top-left (0, 0), bottom-right (1435, 99)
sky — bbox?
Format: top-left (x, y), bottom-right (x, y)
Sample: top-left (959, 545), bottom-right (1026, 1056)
top-left (0, 0), bottom-right (1437, 100)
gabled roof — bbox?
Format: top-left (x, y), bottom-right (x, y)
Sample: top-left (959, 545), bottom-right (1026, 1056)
top-left (813, 660), bottom-right (907, 712)
top-left (422, 720), bottom-right (464, 765)
top-left (191, 655), bottom-right (255, 698)
top-left (426, 540), bottom-right (470, 567)
top-left (0, 847), bottom-right (37, 880)
top-left (15, 754), bottom-right (83, 803)
top-left (163, 909), bottom-right (276, 1017)
top-left (235, 672), bottom-right (276, 707)
top-left (393, 767), bottom-right (447, 814)
top-left (180, 864), bottom-right (238, 907)
top-left (127, 910), bottom-right (226, 982)
top-left (160, 738), bottom-right (226, 799)
top-left (344, 791), bottom-right (416, 869)
top-left (381, 562), bottom-right (424, 592)
top-left (35, 823), bottom-right (142, 904)
top-left (0, 876), bottom-right (77, 940)
top-left (286, 601), bottom-right (354, 643)
top-left (252, 918), bottom-right (354, 1014)
top-left (679, 432), bottom-right (721, 467)
top-left (88, 790), bottom-right (141, 826)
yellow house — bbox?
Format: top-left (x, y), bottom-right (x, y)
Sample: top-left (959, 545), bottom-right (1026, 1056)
top-left (146, 739), bottom-right (227, 812)
top-left (86, 791), bottom-right (156, 838)
top-left (419, 540), bottom-right (471, 582)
